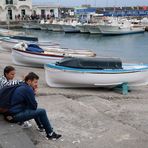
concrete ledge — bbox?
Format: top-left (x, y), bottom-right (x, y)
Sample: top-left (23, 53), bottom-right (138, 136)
top-left (0, 115), bottom-right (35, 148)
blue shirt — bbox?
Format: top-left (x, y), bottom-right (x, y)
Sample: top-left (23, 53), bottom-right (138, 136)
top-left (9, 83), bottom-right (38, 114)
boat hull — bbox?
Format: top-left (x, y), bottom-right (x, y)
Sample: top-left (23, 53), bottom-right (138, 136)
top-left (12, 49), bottom-right (63, 67)
top-left (46, 24), bottom-right (54, 31)
top-left (87, 25), bottom-right (101, 34)
top-left (22, 24), bottom-right (41, 30)
top-left (45, 64), bottom-right (148, 88)
top-left (99, 25), bottom-right (145, 35)
top-left (62, 25), bottom-right (80, 33)
top-left (51, 24), bottom-right (63, 32)
top-left (76, 25), bottom-right (90, 33)
top-left (39, 24), bottom-right (48, 30)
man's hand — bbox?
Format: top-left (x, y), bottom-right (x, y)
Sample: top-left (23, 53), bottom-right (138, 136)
top-left (33, 85), bottom-right (38, 95)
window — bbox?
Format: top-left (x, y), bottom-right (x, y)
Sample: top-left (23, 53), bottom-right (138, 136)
top-left (6, 0), bottom-right (13, 5)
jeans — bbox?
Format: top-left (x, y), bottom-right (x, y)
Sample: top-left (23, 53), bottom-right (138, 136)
top-left (13, 108), bottom-right (53, 135)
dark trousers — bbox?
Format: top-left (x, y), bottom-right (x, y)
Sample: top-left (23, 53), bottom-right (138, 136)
top-left (13, 108), bottom-right (53, 135)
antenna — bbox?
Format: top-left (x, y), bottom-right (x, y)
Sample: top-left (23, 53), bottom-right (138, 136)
top-left (94, 0), bottom-right (96, 6)
top-left (57, 0), bottom-right (60, 4)
top-left (106, 0), bottom-right (108, 7)
top-left (85, 0), bottom-right (88, 5)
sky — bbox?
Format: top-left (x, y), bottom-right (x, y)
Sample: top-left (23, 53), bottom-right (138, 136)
top-left (32, 0), bottom-right (148, 7)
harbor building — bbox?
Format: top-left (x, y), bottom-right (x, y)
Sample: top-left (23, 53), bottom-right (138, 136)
top-left (75, 5), bottom-right (148, 17)
top-left (0, 1), bottom-right (148, 22)
top-left (0, 0), bottom-right (32, 21)
top-left (32, 4), bottom-right (59, 19)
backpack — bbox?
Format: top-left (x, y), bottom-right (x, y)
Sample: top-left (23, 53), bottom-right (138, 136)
top-left (0, 84), bottom-right (22, 114)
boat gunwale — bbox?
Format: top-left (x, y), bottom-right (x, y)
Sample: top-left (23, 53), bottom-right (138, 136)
top-left (45, 63), bottom-right (148, 74)
top-left (1, 37), bottom-right (60, 46)
top-left (12, 48), bottom-right (65, 58)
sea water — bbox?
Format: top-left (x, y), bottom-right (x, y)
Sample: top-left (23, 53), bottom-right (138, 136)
top-left (18, 29), bottom-right (148, 64)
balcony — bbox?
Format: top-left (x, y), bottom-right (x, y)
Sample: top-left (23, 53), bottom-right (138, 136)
top-left (4, 0), bottom-right (18, 10)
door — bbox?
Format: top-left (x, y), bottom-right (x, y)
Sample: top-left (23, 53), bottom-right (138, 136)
top-left (41, 9), bottom-right (45, 19)
top-left (8, 9), bottom-right (12, 20)
top-left (21, 9), bottom-right (26, 18)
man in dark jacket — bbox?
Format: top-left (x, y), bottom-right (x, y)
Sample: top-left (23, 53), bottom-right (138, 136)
top-left (0, 66), bottom-right (31, 128)
top-left (9, 72), bottom-right (61, 140)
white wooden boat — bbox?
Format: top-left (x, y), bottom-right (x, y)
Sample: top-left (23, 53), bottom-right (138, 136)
top-left (99, 20), bottom-right (145, 35)
top-left (0, 28), bottom-right (24, 36)
top-left (14, 42), bottom-right (95, 56)
top-left (43, 47), bottom-right (95, 56)
top-left (0, 28), bottom-right (38, 42)
top-left (44, 57), bottom-right (148, 88)
top-left (99, 25), bottom-right (145, 35)
top-left (11, 48), bottom-right (63, 67)
top-left (11, 45), bottom-right (96, 67)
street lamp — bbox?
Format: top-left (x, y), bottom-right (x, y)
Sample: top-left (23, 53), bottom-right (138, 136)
top-left (6, 11), bottom-right (10, 29)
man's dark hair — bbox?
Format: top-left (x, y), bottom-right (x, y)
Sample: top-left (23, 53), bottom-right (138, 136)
top-left (4, 66), bottom-right (15, 76)
top-left (24, 72), bottom-right (39, 82)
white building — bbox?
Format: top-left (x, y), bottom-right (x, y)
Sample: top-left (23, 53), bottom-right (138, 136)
top-left (32, 4), bottom-right (60, 19)
top-left (0, 0), bottom-right (32, 21)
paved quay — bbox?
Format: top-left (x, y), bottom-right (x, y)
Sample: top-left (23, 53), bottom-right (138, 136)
top-left (1, 49), bottom-right (148, 148)
top-left (0, 116), bottom-right (35, 148)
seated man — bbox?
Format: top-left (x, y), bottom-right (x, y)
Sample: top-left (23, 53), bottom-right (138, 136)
top-left (0, 66), bottom-right (31, 128)
top-left (8, 72), bottom-right (61, 140)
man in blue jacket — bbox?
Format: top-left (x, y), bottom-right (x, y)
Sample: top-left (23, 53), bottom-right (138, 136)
top-left (8, 72), bottom-right (61, 140)
top-left (0, 65), bottom-right (31, 128)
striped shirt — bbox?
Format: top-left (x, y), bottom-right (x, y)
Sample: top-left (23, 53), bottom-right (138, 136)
top-left (0, 76), bottom-right (22, 90)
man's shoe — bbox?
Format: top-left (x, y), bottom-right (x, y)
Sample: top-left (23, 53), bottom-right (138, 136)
top-left (46, 132), bottom-right (62, 140)
top-left (21, 121), bottom-right (32, 128)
